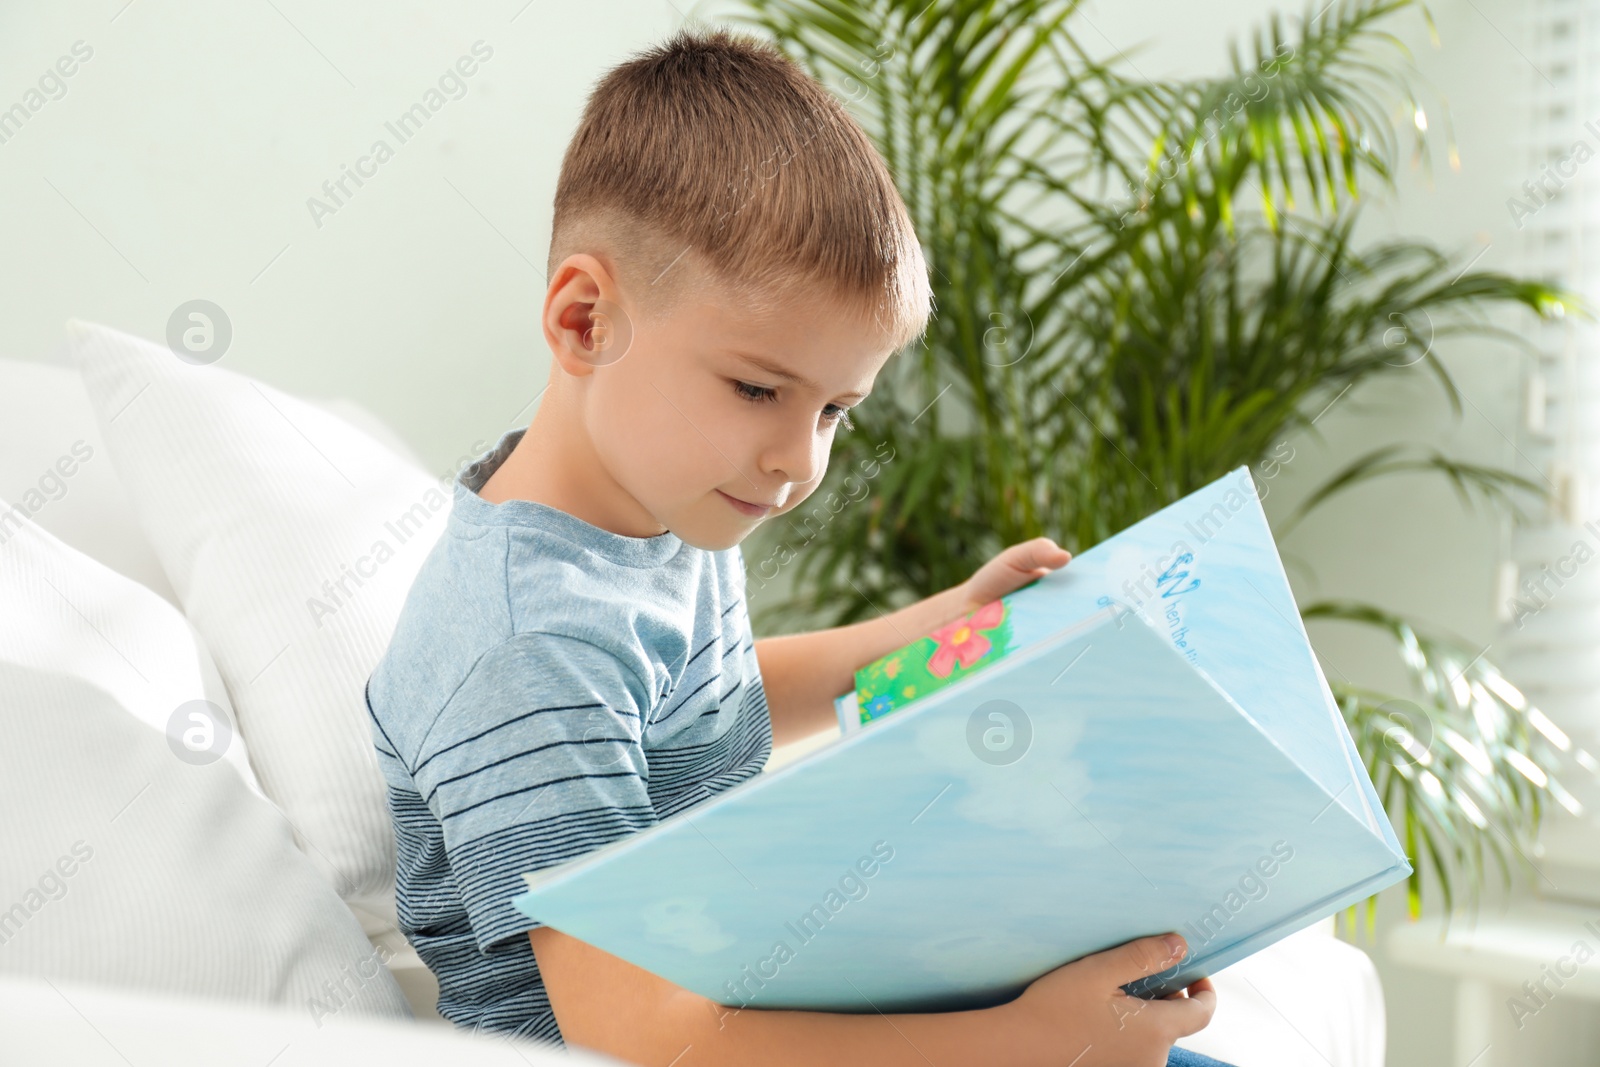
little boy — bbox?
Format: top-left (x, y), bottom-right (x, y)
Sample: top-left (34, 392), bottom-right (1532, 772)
top-left (366, 26), bottom-right (1224, 1067)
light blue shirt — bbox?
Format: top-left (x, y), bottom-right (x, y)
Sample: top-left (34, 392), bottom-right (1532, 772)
top-left (365, 427), bottom-right (773, 1043)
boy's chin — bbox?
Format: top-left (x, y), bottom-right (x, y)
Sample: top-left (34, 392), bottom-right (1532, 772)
top-left (664, 509), bottom-right (761, 553)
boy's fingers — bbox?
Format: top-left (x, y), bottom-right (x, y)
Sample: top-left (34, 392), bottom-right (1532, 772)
top-left (1159, 975), bottom-right (1214, 1001)
top-left (1010, 536), bottom-right (1071, 571)
top-left (1098, 934), bottom-right (1186, 986)
top-left (1145, 982), bottom-right (1217, 1038)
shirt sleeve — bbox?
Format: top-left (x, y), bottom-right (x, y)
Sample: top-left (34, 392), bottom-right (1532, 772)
top-left (407, 630), bottom-right (659, 953)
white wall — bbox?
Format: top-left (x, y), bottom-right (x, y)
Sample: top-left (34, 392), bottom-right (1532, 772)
top-left (2, 0), bottom-right (1584, 1063)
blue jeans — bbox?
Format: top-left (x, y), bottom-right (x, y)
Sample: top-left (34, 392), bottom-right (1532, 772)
top-left (1168, 1049), bottom-right (1235, 1066)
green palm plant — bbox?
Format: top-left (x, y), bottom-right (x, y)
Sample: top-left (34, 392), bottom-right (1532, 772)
top-left (723, 0), bottom-right (1595, 933)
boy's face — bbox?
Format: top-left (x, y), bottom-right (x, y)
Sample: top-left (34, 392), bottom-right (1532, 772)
top-left (548, 255), bottom-right (895, 553)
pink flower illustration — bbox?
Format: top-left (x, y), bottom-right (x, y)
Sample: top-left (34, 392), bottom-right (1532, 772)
top-left (926, 599), bottom-right (1005, 678)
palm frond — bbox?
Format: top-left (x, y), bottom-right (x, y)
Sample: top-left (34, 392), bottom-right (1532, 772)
top-left (1273, 445), bottom-right (1553, 537)
top-left (733, 0), bottom-right (1587, 927)
top-left (1305, 598), bottom-right (1596, 925)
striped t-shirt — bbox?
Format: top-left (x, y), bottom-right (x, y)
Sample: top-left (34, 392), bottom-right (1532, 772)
top-left (364, 427), bottom-right (773, 1044)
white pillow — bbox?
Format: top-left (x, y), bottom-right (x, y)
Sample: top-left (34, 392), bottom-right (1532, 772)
top-left (0, 491), bottom-right (263, 798)
top-left (0, 358), bottom-right (179, 606)
top-left (0, 514), bottom-right (410, 1018)
top-left (66, 319), bottom-right (453, 935)
top-left (0, 357), bottom-right (424, 617)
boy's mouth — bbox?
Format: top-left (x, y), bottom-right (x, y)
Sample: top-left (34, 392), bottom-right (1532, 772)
top-left (716, 489), bottom-right (774, 517)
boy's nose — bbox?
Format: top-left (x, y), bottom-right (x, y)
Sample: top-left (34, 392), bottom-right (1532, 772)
top-left (760, 424), bottom-right (825, 488)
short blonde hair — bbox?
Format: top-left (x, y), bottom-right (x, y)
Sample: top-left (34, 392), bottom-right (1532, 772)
top-left (547, 27), bottom-right (932, 351)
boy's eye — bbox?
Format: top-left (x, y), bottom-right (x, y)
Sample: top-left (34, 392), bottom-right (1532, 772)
top-left (732, 380), bottom-right (855, 432)
top-left (732, 380), bottom-right (777, 404)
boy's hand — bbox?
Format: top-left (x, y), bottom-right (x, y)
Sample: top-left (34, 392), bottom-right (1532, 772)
top-left (958, 536), bottom-right (1072, 615)
top-left (1003, 932), bottom-right (1217, 1066)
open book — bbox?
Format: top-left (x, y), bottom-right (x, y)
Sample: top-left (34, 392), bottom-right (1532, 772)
top-left (511, 466), bottom-right (1411, 1011)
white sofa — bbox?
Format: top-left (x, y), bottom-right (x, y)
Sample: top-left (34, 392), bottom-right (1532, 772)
top-left (0, 324), bottom-right (1388, 1066)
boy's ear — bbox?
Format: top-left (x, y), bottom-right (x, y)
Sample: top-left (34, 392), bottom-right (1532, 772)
top-left (543, 252), bottom-right (635, 373)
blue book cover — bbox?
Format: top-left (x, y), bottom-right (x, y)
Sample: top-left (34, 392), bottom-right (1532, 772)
top-left (511, 465), bottom-right (1412, 1011)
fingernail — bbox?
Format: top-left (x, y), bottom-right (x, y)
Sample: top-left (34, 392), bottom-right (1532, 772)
top-left (1163, 934), bottom-right (1186, 960)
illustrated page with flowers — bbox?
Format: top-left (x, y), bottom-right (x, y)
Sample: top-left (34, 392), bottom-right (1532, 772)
top-left (852, 597), bottom-right (1021, 725)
